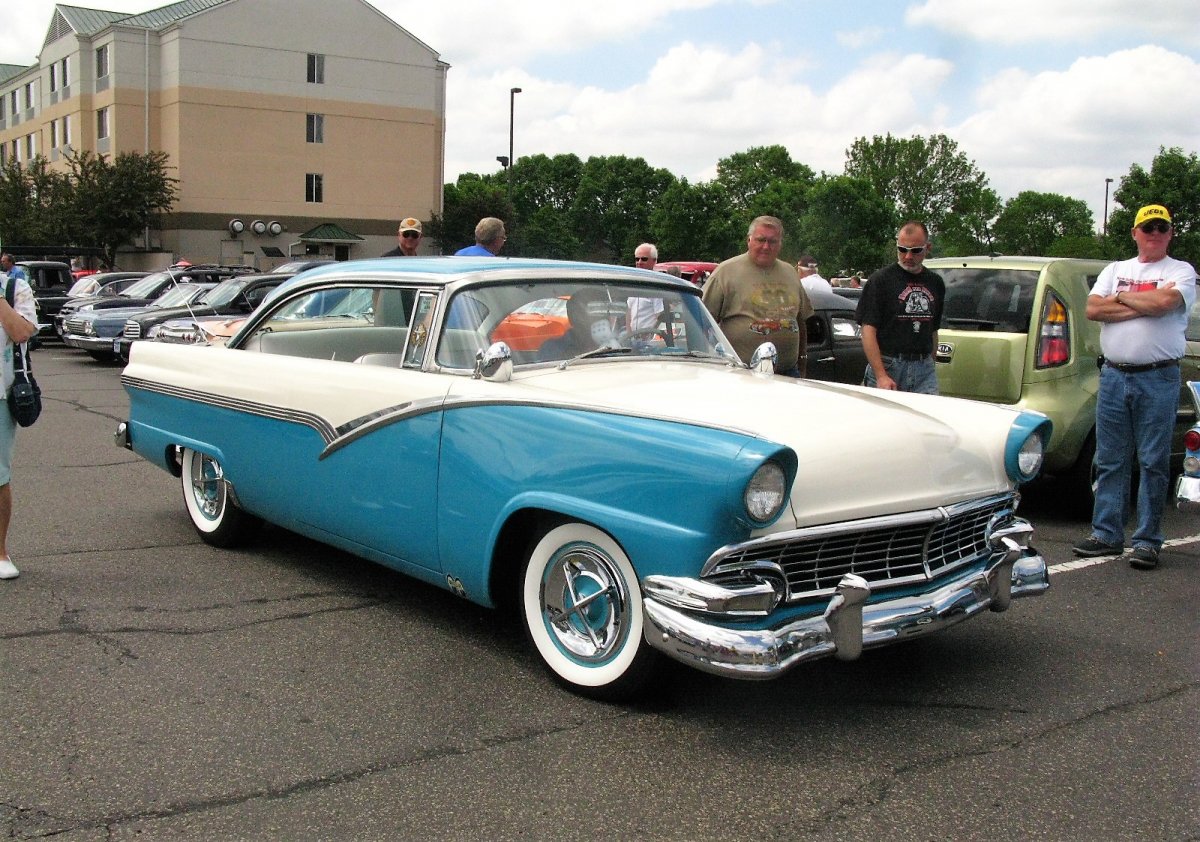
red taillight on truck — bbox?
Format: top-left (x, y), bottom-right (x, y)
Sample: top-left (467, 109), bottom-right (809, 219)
top-left (1036, 293), bottom-right (1070, 368)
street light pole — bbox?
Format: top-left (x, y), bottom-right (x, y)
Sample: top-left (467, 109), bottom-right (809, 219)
top-left (1103, 177), bottom-right (1113, 237)
top-left (508, 87), bottom-right (522, 198)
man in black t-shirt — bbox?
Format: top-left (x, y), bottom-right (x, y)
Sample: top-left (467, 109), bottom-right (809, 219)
top-left (382, 218), bottom-right (423, 256)
top-left (857, 220), bottom-right (944, 394)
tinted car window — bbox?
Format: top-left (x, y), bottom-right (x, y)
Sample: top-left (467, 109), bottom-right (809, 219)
top-left (941, 268), bottom-right (1040, 333)
top-left (1186, 298), bottom-right (1200, 343)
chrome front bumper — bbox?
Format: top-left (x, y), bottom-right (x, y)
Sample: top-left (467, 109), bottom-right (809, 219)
top-left (641, 541), bottom-right (1047, 680)
top-left (1175, 475), bottom-right (1200, 512)
top-left (62, 333), bottom-right (117, 351)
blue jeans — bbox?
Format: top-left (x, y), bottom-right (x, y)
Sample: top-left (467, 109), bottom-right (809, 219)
top-left (863, 356), bottom-right (939, 394)
top-left (1091, 364), bottom-right (1178, 549)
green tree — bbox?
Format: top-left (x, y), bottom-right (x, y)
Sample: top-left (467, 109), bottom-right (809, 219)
top-left (844, 133), bottom-right (989, 238)
top-left (68, 150), bottom-right (178, 267)
top-left (649, 179), bottom-right (740, 261)
top-left (715, 145), bottom-right (815, 213)
top-left (1107, 146), bottom-right (1200, 267)
top-left (993, 191), bottom-right (1094, 256)
top-left (429, 173), bottom-right (512, 254)
top-left (936, 183), bottom-right (1002, 256)
top-left (795, 175), bottom-right (895, 275)
top-left (568, 156), bottom-right (676, 263)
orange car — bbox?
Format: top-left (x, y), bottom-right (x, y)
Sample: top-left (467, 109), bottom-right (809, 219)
top-left (491, 295), bottom-right (570, 351)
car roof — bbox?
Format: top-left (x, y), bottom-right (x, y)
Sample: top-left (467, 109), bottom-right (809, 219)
top-left (806, 287), bottom-right (856, 312)
top-left (924, 255), bottom-right (1109, 270)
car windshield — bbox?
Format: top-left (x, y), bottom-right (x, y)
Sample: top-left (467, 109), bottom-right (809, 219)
top-left (151, 283), bottom-right (209, 308)
top-left (121, 272), bottom-right (171, 298)
top-left (941, 268), bottom-right (1040, 332)
top-left (435, 279), bottom-right (734, 369)
top-left (67, 278), bottom-right (101, 296)
top-left (200, 278), bottom-right (253, 308)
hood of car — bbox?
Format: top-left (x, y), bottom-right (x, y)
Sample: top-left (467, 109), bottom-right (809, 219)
top-left (461, 361), bottom-right (1018, 527)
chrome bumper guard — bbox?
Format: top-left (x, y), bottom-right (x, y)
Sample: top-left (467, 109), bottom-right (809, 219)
top-left (641, 528), bottom-right (1047, 680)
top-left (1175, 475), bottom-right (1200, 512)
top-left (62, 334), bottom-right (115, 351)
top-left (114, 421), bottom-right (131, 450)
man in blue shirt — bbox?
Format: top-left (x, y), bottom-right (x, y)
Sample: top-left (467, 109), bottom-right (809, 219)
top-left (0, 255), bottom-right (27, 284)
top-left (455, 218), bottom-right (507, 256)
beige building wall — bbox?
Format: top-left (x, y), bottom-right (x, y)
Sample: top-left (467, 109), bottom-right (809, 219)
top-left (0, 0), bottom-right (446, 269)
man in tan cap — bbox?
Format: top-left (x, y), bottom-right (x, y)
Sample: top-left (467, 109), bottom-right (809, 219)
top-left (383, 218), bottom-right (423, 256)
top-left (1073, 204), bottom-right (1197, 570)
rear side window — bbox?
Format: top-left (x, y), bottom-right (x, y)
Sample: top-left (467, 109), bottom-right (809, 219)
top-left (940, 268), bottom-right (1040, 333)
top-left (1187, 298), bottom-right (1200, 343)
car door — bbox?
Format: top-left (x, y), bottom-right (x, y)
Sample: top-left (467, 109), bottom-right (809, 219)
top-left (217, 283), bottom-right (447, 572)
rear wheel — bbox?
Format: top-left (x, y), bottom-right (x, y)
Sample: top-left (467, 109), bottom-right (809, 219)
top-left (521, 522), bottom-right (658, 700)
top-left (180, 447), bottom-right (261, 547)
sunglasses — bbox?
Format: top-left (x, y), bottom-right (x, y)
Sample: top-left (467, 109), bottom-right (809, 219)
top-left (401, 231), bottom-right (421, 239)
top-left (896, 245), bottom-right (927, 255)
top-left (1139, 220), bottom-right (1170, 234)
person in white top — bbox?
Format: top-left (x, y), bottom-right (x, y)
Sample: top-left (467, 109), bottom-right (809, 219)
top-left (796, 255), bottom-right (832, 296)
top-left (0, 268), bottom-right (40, 579)
top-left (1072, 204), bottom-right (1198, 570)
top-left (628, 243), bottom-right (664, 333)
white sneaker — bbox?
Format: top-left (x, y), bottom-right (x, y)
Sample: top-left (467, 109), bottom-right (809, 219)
top-left (0, 558), bottom-right (18, 579)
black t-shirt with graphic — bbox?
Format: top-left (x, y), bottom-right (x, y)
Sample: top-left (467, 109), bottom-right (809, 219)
top-left (857, 263), bottom-right (945, 356)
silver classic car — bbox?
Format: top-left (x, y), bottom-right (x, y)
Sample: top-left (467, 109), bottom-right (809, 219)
top-left (117, 257), bottom-right (1052, 699)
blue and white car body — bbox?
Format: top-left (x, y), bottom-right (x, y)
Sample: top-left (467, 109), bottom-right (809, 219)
top-left (1175, 381), bottom-right (1200, 511)
top-left (118, 257), bottom-right (1052, 698)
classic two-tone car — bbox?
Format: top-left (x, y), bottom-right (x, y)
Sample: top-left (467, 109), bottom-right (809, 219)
top-left (117, 257), bottom-right (1052, 699)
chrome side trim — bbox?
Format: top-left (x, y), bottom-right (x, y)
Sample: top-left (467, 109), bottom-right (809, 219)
top-left (1175, 475), bottom-right (1200, 512)
top-left (642, 548), bottom-right (1047, 680)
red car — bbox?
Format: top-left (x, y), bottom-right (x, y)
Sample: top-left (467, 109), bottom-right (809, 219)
top-left (653, 261), bottom-right (717, 287)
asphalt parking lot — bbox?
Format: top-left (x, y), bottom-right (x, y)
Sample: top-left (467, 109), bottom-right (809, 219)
top-left (2, 347), bottom-right (1197, 841)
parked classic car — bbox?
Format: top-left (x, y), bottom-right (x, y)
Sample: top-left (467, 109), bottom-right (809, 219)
top-left (17, 260), bottom-right (74, 335)
top-left (929, 255), bottom-right (1199, 509)
top-left (118, 257), bottom-right (1052, 699)
top-left (654, 261), bottom-right (718, 287)
top-left (64, 282), bottom-right (216, 360)
top-left (53, 272), bottom-right (150, 337)
top-left (116, 273), bottom-right (289, 361)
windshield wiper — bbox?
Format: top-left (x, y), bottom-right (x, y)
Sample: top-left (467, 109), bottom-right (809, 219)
top-left (557, 346), bottom-right (632, 369)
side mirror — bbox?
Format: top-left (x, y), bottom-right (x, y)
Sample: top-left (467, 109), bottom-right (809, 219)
top-left (749, 341), bottom-right (778, 374)
top-left (474, 341), bottom-right (513, 382)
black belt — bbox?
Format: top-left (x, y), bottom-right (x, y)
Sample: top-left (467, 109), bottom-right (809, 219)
top-left (883, 352), bottom-right (930, 361)
top-left (1105, 359), bottom-right (1179, 373)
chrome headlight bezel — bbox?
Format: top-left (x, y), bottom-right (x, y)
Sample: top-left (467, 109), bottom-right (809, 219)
top-left (744, 461), bottom-right (787, 524)
top-left (1006, 412), bottom-right (1052, 484)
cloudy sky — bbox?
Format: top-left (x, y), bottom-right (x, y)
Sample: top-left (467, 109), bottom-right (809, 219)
top-left (3, 0), bottom-right (1198, 228)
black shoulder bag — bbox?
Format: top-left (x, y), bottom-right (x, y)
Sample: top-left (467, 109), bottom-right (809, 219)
top-left (6, 277), bottom-right (41, 427)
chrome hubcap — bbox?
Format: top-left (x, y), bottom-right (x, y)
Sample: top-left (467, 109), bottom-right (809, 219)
top-left (540, 544), bottom-right (629, 663)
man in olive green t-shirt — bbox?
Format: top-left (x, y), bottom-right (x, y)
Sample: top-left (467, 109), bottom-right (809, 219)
top-left (702, 215), bottom-right (812, 376)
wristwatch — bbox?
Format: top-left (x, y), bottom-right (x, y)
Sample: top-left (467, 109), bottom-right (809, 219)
top-left (1115, 291), bottom-right (1123, 305)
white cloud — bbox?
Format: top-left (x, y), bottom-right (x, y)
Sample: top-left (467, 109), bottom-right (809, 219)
top-left (905, 0), bottom-right (1200, 47)
top-left (953, 45), bottom-right (1200, 217)
top-left (835, 27), bottom-right (883, 50)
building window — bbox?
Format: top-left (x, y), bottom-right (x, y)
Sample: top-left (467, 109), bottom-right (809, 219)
top-left (0, 96), bottom-right (5, 120)
top-left (306, 53), bottom-right (324, 84)
top-left (305, 173), bottom-right (323, 203)
top-left (0, 144), bottom-right (5, 165)
top-left (50, 64), bottom-right (58, 92)
top-left (96, 45), bottom-right (109, 79)
top-left (25, 134), bottom-right (35, 160)
top-left (24, 82), bottom-right (34, 110)
top-left (306, 113), bottom-right (324, 143)
top-left (61, 115), bottom-right (70, 147)
top-left (61, 59), bottom-right (70, 89)
top-left (97, 106), bottom-right (109, 140)
top-left (50, 119), bottom-right (58, 148)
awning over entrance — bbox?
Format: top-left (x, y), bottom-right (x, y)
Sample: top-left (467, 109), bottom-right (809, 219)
top-left (299, 223), bottom-right (365, 245)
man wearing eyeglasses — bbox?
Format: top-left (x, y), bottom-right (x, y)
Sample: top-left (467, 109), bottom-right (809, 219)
top-left (702, 216), bottom-right (812, 377)
top-left (455, 217), bottom-right (508, 256)
top-left (628, 243), bottom-right (665, 333)
top-left (1072, 204), bottom-right (1197, 570)
top-left (857, 221), bottom-right (944, 394)
top-left (382, 218), bottom-right (423, 256)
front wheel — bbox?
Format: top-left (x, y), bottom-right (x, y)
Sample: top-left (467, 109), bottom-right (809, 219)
top-left (522, 522), bottom-right (659, 700)
top-left (180, 447), bottom-right (261, 547)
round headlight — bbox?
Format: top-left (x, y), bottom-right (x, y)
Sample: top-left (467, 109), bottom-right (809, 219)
top-left (1017, 432), bottom-right (1045, 479)
top-left (147, 325), bottom-right (161, 339)
top-left (744, 461), bottom-right (787, 523)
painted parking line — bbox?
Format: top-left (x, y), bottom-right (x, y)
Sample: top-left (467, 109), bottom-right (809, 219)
top-left (1048, 532), bottom-right (1200, 574)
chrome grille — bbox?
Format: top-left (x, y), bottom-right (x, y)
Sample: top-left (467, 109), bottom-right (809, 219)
top-left (705, 495), bottom-right (1014, 601)
top-left (123, 321), bottom-right (142, 339)
top-left (65, 317), bottom-right (89, 335)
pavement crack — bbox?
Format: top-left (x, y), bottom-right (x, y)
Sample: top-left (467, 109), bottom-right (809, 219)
top-left (797, 682), bottom-right (1198, 836)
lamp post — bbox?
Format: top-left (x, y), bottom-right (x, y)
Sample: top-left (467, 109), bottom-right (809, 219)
top-left (1103, 177), bottom-right (1113, 237)
top-left (507, 87), bottom-right (522, 198)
